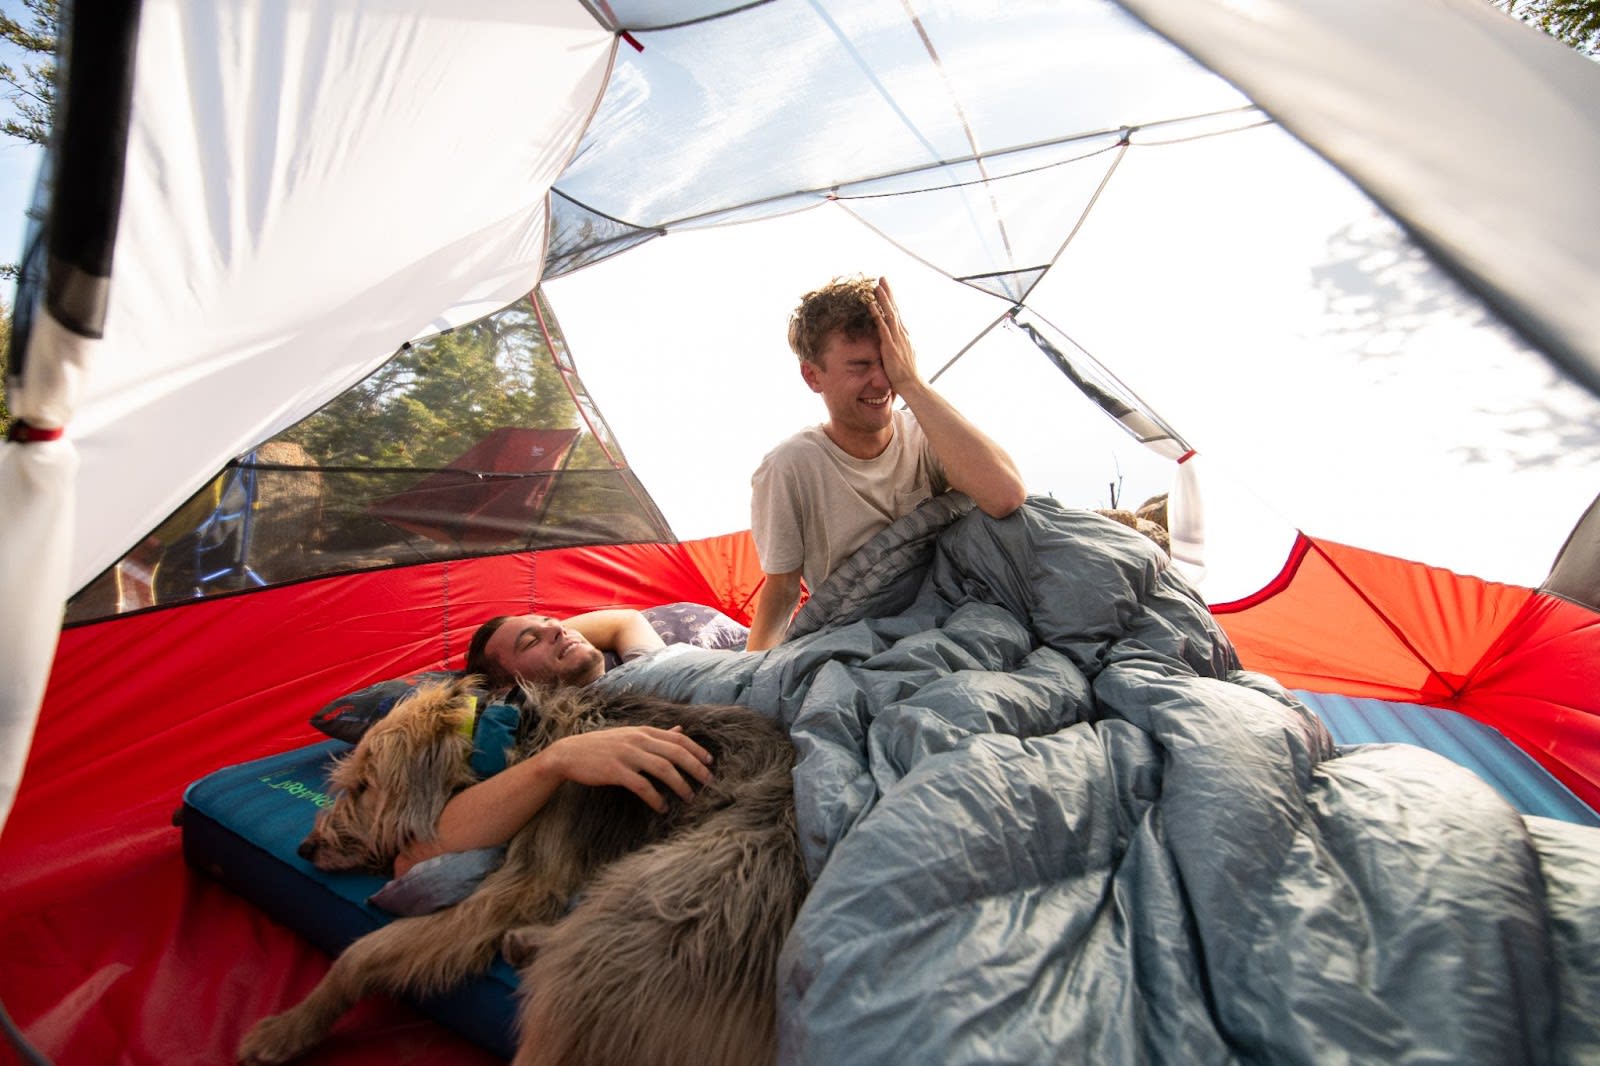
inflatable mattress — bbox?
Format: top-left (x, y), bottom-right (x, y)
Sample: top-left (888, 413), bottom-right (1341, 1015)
top-left (179, 739), bottom-right (520, 1058)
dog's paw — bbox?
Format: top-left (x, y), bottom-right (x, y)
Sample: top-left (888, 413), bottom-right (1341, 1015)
top-left (501, 924), bottom-right (550, 968)
top-left (237, 1013), bottom-right (317, 1065)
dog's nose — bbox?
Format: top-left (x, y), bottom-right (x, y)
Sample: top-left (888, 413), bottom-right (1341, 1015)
top-left (298, 838), bottom-right (320, 862)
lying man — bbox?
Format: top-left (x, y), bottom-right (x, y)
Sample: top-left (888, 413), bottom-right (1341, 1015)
top-left (465, 608), bottom-right (665, 689)
top-left (394, 609), bottom-right (713, 876)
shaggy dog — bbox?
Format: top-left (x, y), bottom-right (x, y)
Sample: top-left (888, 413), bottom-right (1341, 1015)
top-left (236, 675), bottom-right (808, 1066)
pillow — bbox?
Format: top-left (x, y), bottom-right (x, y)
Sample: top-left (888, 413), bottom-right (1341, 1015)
top-left (599, 602), bottom-right (747, 669)
top-left (309, 670), bottom-right (468, 743)
top-left (645, 601), bottom-right (749, 651)
top-left (367, 847), bottom-right (507, 916)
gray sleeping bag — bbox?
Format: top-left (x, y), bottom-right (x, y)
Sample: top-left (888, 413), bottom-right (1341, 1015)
top-left (595, 494), bottom-right (1600, 1066)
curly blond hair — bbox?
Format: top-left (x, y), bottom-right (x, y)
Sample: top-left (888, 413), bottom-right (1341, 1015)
top-left (787, 275), bottom-right (878, 364)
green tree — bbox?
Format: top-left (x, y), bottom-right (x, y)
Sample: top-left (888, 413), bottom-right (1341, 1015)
top-left (1493, 0), bottom-right (1600, 55)
top-left (0, 0), bottom-right (55, 147)
top-left (280, 295), bottom-right (579, 475)
top-left (1, 299), bottom-right (11, 433)
top-left (0, 0), bottom-right (56, 320)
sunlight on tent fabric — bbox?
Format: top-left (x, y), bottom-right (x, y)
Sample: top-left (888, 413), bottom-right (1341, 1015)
top-left (1031, 123), bottom-right (1600, 588)
top-left (545, 205), bottom-right (1178, 544)
top-left (552, 115), bottom-right (1600, 594)
top-left (555, 0), bottom-right (1249, 231)
top-left (56, 0), bottom-right (615, 593)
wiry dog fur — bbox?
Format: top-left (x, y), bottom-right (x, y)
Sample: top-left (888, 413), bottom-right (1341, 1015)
top-left (236, 675), bottom-right (808, 1066)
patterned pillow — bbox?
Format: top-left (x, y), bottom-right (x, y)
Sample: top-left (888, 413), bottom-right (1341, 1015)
top-left (643, 601), bottom-right (749, 651)
top-left (308, 670), bottom-right (468, 743)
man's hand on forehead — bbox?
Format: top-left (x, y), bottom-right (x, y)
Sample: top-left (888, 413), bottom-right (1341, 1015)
top-left (871, 275), bottom-right (921, 390)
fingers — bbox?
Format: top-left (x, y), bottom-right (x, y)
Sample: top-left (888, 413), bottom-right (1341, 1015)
top-left (636, 730), bottom-right (715, 801)
top-left (661, 724), bottom-right (714, 766)
top-left (876, 275), bottom-right (896, 311)
top-left (618, 749), bottom-right (701, 812)
top-left (620, 773), bottom-right (673, 813)
top-left (870, 278), bottom-right (919, 389)
top-left (558, 726), bottom-right (715, 811)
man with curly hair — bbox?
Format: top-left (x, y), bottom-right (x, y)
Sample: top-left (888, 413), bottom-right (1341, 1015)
top-left (746, 275), bottom-right (1026, 650)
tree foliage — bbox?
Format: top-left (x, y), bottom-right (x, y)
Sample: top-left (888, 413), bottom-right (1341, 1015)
top-left (1493, 0), bottom-right (1600, 55)
top-left (1, 301), bottom-right (11, 432)
top-left (277, 295), bottom-right (581, 475)
top-left (0, 0), bottom-right (56, 147)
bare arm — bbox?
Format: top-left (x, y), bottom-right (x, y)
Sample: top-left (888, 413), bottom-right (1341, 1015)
top-left (746, 569), bottom-right (803, 652)
top-left (564, 608), bottom-right (665, 660)
top-left (395, 724), bottom-right (714, 877)
top-left (873, 277), bottom-right (1026, 518)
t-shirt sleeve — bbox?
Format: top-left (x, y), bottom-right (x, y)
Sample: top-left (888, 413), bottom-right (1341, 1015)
top-left (751, 447), bottom-right (806, 576)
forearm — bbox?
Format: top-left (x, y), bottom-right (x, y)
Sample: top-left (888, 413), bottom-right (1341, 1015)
top-left (567, 608), bottom-right (664, 659)
top-left (746, 571), bottom-right (803, 651)
top-left (896, 380), bottom-right (1026, 518)
top-left (397, 753), bottom-right (562, 875)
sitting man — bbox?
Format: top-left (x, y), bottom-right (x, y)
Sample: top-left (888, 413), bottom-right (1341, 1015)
top-left (396, 608), bottom-right (711, 877)
top-left (746, 275), bottom-right (1026, 650)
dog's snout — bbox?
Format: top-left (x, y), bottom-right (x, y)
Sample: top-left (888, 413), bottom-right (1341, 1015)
top-left (298, 837), bottom-right (320, 862)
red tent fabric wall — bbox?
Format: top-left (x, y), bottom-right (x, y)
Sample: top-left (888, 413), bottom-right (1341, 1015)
top-left (0, 539), bottom-right (763, 1065)
top-left (1214, 535), bottom-right (1600, 812)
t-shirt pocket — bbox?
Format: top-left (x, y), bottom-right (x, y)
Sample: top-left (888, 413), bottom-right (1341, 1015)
top-left (893, 483), bottom-right (935, 520)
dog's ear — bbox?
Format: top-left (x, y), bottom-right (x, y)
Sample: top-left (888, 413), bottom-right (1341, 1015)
top-left (393, 679), bottom-right (478, 738)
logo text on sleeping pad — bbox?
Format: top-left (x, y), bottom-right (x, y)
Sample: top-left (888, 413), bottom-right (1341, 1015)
top-left (259, 772), bottom-right (335, 809)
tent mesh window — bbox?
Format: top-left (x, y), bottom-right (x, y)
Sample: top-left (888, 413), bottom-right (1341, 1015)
top-left (65, 290), bottom-right (671, 623)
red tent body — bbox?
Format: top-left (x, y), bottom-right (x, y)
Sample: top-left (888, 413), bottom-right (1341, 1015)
top-left (3, 528), bottom-right (1596, 1064)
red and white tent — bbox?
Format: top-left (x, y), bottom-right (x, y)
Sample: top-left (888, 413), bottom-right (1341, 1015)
top-left (2, 1), bottom-right (1598, 1061)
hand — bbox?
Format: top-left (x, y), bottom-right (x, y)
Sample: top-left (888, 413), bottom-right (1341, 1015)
top-left (871, 276), bottom-right (923, 392)
top-left (546, 725), bottom-right (714, 812)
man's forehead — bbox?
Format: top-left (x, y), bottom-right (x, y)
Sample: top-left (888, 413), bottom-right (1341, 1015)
top-left (819, 331), bottom-right (880, 366)
top-left (492, 615), bottom-right (552, 651)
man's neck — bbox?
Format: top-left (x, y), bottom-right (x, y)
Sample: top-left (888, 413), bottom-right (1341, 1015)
top-left (821, 419), bottom-right (894, 461)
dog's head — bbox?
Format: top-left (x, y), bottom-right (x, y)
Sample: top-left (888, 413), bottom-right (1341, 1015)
top-left (298, 675), bottom-right (483, 874)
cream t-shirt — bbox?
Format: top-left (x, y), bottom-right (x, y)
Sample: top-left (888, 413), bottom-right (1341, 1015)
top-left (751, 409), bottom-right (947, 590)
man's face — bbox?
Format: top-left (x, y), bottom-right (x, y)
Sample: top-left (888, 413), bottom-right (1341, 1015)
top-left (483, 614), bottom-right (605, 687)
top-left (801, 331), bottom-right (894, 440)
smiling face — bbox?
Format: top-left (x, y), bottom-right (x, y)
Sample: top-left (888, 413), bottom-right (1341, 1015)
top-left (802, 331), bottom-right (895, 456)
top-left (484, 614), bottom-right (606, 688)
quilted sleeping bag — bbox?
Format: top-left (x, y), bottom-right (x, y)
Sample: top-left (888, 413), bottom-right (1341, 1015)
top-left (594, 494), bottom-right (1600, 1066)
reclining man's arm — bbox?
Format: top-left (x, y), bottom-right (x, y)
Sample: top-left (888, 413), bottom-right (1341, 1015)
top-left (566, 608), bottom-right (665, 663)
top-left (396, 724), bottom-right (714, 877)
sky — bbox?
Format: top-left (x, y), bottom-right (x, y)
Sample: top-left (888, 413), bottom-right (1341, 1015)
top-left (0, 137), bottom-right (39, 292)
